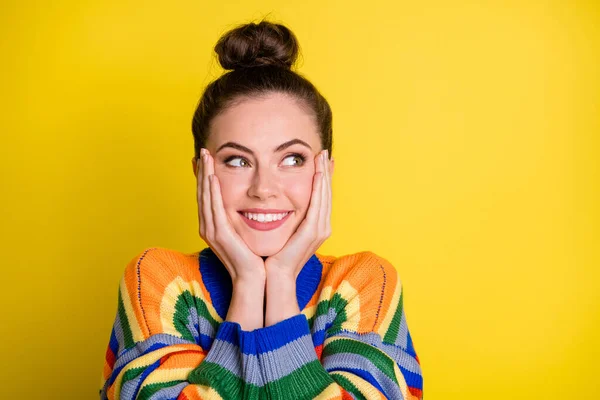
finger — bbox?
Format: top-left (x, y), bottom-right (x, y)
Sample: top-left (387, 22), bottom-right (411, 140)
top-left (325, 151), bottom-right (332, 230)
top-left (197, 152), bottom-right (204, 233)
top-left (319, 152), bottom-right (328, 232)
top-left (307, 151), bottom-right (325, 231)
top-left (209, 173), bottom-right (234, 271)
top-left (202, 151), bottom-right (215, 238)
top-left (314, 149), bottom-right (324, 175)
top-left (305, 164), bottom-right (323, 228)
top-left (209, 173), bottom-right (230, 232)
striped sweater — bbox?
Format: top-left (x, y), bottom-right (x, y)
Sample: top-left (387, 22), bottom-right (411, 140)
top-left (100, 246), bottom-right (423, 399)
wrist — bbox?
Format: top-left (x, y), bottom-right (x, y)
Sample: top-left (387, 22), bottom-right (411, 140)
top-left (265, 272), bottom-right (300, 327)
top-left (226, 277), bottom-right (266, 331)
top-left (232, 263), bottom-right (267, 286)
top-left (265, 263), bottom-right (297, 282)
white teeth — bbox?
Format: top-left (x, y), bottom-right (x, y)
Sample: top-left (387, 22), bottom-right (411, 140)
top-left (242, 212), bottom-right (290, 222)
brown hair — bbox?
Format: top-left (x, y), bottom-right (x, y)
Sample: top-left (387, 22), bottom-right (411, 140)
top-left (191, 20), bottom-right (333, 160)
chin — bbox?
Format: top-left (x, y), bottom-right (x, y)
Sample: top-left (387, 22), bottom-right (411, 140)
top-left (244, 234), bottom-right (287, 257)
top-left (230, 209), bottom-right (300, 258)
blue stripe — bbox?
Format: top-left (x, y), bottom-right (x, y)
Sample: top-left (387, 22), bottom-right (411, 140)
top-left (333, 367), bottom-right (386, 394)
top-left (255, 314), bottom-right (311, 353)
top-left (213, 321), bottom-right (259, 354)
top-left (406, 329), bottom-right (416, 357)
top-left (109, 326), bottom-right (119, 357)
top-left (398, 363), bottom-right (423, 389)
top-left (132, 359), bottom-right (162, 398)
top-left (107, 341), bottom-right (173, 386)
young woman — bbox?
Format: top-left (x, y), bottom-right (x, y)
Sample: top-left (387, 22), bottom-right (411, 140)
top-left (100, 20), bottom-right (423, 400)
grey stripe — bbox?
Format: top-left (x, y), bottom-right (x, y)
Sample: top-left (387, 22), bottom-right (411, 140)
top-left (147, 382), bottom-right (189, 400)
top-left (394, 310), bottom-right (409, 349)
top-left (323, 352), bottom-right (405, 400)
top-left (329, 331), bottom-right (422, 374)
top-left (311, 307), bottom-right (339, 334)
top-left (197, 314), bottom-right (217, 338)
top-left (120, 371), bottom-right (145, 400)
top-left (257, 334), bottom-right (318, 383)
top-left (204, 338), bottom-right (264, 386)
top-left (112, 311), bottom-right (126, 358)
top-left (184, 307), bottom-right (200, 342)
top-left (113, 333), bottom-right (193, 371)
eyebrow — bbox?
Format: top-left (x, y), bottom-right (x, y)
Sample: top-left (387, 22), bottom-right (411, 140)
top-left (215, 139), bottom-right (313, 155)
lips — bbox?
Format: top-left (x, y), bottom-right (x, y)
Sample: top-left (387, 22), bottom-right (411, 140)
top-left (239, 208), bottom-right (291, 213)
top-left (238, 211), bottom-right (293, 231)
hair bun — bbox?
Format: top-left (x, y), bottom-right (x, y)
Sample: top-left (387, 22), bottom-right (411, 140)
top-left (214, 21), bottom-right (299, 71)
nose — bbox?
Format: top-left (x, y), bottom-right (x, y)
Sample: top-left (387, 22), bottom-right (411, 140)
top-left (247, 164), bottom-right (278, 200)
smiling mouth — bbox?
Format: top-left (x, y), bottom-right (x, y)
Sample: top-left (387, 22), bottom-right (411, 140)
top-left (240, 211), bottom-right (291, 222)
top-left (238, 211), bottom-right (293, 231)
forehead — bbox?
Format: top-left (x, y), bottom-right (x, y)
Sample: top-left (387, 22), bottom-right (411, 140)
top-left (207, 92), bottom-right (321, 151)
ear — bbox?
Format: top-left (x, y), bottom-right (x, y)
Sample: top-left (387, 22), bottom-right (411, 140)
top-left (192, 156), bottom-right (198, 178)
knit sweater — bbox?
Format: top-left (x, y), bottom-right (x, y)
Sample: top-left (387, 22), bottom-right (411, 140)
top-left (100, 246), bottom-right (423, 399)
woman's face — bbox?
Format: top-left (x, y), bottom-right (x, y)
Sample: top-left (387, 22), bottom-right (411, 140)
top-left (192, 92), bottom-right (333, 257)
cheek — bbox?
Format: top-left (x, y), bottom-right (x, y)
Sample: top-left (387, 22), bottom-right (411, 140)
top-left (216, 171), bottom-right (315, 211)
top-left (283, 174), bottom-right (314, 210)
top-left (216, 174), bottom-right (246, 209)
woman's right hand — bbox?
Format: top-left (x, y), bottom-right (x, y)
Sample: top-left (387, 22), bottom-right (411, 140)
top-left (196, 148), bottom-right (266, 284)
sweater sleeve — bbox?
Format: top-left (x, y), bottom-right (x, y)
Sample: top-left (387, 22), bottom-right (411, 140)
top-left (99, 248), bottom-right (264, 399)
top-left (250, 252), bottom-right (424, 399)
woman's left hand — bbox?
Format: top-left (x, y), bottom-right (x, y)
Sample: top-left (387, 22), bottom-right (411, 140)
top-left (264, 149), bottom-right (332, 279)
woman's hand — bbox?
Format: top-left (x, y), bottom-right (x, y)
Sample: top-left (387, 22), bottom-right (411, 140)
top-left (264, 149), bottom-right (332, 280)
top-left (196, 148), bottom-right (265, 284)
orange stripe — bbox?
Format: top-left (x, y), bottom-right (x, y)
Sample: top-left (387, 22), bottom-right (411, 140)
top-left (370, 254), bottom-right (401, 332)
top-left (158, 349), bottom-right (205, 369)
top-left (122, 248), bottom-right (155, 338)
top-left (136, 248), bottom-right (207, 334)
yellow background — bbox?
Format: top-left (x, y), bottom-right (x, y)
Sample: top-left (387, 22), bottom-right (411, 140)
top-left (1, 0), bottom-right (598, 398)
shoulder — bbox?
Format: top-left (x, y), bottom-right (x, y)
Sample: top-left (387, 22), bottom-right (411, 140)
top-left (119, 246), bottom-right (206, 336)
top-left (122, 246), bottom-right (201, 281)
top-left (120, 246), bottom-right (203, 309)
top-left (316, 250), bottom-right (404, 306)
top-left (317, 250), bottom-right (402, 289)
top-left (314, 250), bottom-right (405, 334)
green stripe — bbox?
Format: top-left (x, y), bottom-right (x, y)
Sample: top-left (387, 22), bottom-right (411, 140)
top-left (188, 361), bottom-right (263, 399)
top-left (308, 293), bottom-right (349, 335)
top-left (263, 359), bottom-right (333, 398)
top-left (330, 372), bottom-right (368, 400)
top-left (383, 290), bottom-right (403, 344)
top-left (173, 290), bottom-right (219, 341)
top-left (120, 365), bottom-right (145, 390)
top-left (323, 338), bottom-right (398, 384)
top-left (138, 380), bottom-right (185, 399)
top-left (118, 289), bottom-right (135, 349)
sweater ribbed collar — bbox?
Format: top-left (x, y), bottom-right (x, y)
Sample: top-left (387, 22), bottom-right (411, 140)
top-left (198, 247), bottom-right (323, 321)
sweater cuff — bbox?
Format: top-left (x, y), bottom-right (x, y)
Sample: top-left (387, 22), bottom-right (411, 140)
top-left (252, 314), bottom-right (333, 398)
top-left (254, 314), bottom-right (313, 353)
top-left (188, 321), bottom-right (257, 385)
top-left (214, 320), bottom-right (259, 354)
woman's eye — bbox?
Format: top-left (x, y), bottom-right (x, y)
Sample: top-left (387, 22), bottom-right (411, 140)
top-left (225, 157), bottom-right (249, 167)
top-left (225, 154), bottom-right (305, 168)
top-left (281, 154), bottom-right (305, 167)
